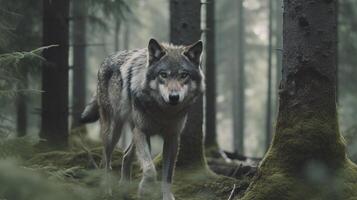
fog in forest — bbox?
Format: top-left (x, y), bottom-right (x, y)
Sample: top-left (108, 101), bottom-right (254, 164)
top-left (1, 0), bottom-right (357, 199)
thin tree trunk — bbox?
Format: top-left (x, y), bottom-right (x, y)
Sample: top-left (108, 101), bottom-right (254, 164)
top-left (41, 0), bottom-right (70, 148)
top-left (71, 0), bottom-right (87, 129)
top-left (265, 0), bottom-right (273, 150)
top-left (170, 0), bottom-right (205, 169)
top-left (114, 20), bottom-right (121, 52)
top-left (233, 0), bottom-right (245, 154)
top-left (123, 22), bottom-right (130, 50)
top-left (16, 67), bottom-right (27, 137)
top-left (204, 0), bottom-right (217, 148)
top-left (240, 1), bottom-right (357, 199)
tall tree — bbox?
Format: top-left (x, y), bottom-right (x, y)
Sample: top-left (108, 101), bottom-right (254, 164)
top-left (265, 0), bottom-right (274, 150)
top-left (71, 0), bottom-right (88, 129)
top-left (233, 0), bottom-right (245, 154)
top-left (170, 0), bottom-right (205, 168)
top-left (204, 0), bottom-right (217, 149)
top-left (240, 1), bottom-right (357, 199)
top-left (40, 0), bottom-right (70, 148)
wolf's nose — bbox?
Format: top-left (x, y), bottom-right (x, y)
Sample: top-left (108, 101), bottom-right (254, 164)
top-left (169, 94), bottom-right (179, 105)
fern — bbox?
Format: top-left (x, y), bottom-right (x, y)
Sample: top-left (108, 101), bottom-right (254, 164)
top-left (0, 46), bottom-right (55, 97)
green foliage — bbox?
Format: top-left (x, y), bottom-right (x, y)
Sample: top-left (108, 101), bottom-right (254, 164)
top-left (0, 46), bottom-right (54, 96)
top-left (0, 137), bottom-right (36, 159)
top-left (0, 134), bottom-right (247, 200)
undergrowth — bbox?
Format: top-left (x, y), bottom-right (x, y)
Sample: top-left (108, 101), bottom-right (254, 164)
top-left (0, 136), bottom-right (247, 200)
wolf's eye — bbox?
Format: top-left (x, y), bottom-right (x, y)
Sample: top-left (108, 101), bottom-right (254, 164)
top-left (180, 72), bottom-right (189, 79)
top-left (159, 72), bottom-right (168, 79)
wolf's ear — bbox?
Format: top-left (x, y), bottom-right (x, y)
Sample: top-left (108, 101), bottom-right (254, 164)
top-left (184, 40), bottom-right (203, 66)
top-left (148, 38), bottom-right (165, 65)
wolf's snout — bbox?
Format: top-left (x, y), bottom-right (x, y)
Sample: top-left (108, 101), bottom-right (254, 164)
top-left (169, 94), bottom-right (180, 105)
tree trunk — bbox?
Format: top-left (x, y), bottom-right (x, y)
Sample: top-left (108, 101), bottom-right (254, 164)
top-left (240, 1), bottom-right (357, 199)
top-left (233, 0), bottom-right (245, 154)
top-left (274, 0), bottom-right (283, 119)
top-left (170, 0), bottom-right (205, 169)
top-left (40, 0), bottom-right (69, 148)
top-left (71, 0), bottom-right (87, 130)
top-left (204, 0), bottom-right (217, 149)
top-left (114, 20), bottom-right (121, 52)
top-left (123, 22), bottom-right (130, 50)
top-left (265, 0), bottom-right (273, 150)
top-left (16, 67), bottom-right (27, 137)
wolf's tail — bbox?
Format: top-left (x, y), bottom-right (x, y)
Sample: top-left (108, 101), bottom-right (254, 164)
top-left (80, 94), bottom-right (99, 123)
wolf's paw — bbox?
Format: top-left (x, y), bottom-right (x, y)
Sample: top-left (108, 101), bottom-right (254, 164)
top-left (138, 178), bottom-right (159, 199)
top-left (163, 192), bottom-right (175, 200)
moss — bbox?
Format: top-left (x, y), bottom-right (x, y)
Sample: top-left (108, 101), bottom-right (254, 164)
top-left (240, 159), bottom-right (357, 200)
top-left (0, 160), bottom-right (99, 200)
top-left (173, 168), bottom-right (247, 200)
top-left (153, 152), bottom-right (246, 199)
top-left (23, 147), bottom-right (247, 200)
top-left (239, 112), bottom-right (357, 200)
top-left (265, 114), bottom-right (346, 173)
top-left (204, 144), bottom-right (221, 159)
top-left (28, 148), bottom-right (103, 169)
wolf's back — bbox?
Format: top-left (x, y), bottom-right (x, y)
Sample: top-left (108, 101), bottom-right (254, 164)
top-left (80, 49), bottom-right (146, 124)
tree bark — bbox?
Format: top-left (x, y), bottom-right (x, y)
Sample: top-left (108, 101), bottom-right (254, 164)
top-left (233, 0), bottom-right (245, 154)
top-left (204, 0), bottom-right (217, 149)
top-left (240, 0), bottom-right (357, 199)
top-left (71, 0), bottom-right (87, 129)
top-left (40, 0), bottom-right (70, 148)
top-left (170, 0), bottom-right (205, 169)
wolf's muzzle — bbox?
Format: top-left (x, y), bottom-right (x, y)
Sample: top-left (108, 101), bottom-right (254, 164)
top-left (168, 94), bottom-right (180, 105)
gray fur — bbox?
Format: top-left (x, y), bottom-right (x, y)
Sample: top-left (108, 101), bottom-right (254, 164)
top-left (81, 39), bottom-right (204, 200)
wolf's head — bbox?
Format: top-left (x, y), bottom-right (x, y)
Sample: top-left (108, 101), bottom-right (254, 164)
top-left (145, 39), bottom-right (205, 107)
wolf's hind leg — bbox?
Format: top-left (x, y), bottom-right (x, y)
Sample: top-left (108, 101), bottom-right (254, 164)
top-left (120, 138), bottom-right (136, 183)
top-left (133, 127), bottom-right (157, 198)
top-left (102, 119), bottom-right (123, 195)
top-left (103, 120), bottom-right (123, 170)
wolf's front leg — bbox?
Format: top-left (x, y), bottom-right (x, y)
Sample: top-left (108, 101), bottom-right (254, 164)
top-left (133, 127), bottom-right (157, 198)
top-left (162, 134), bottom-right (179, 200)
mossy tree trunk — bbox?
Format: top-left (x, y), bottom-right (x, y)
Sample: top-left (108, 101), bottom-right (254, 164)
top-left (240, 0), bottom-right (357, 199)
top-left (169, 0), bottom-right (206, 169)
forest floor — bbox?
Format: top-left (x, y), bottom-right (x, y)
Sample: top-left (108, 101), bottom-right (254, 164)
top-left (0, 137), bottom-right (258, 200)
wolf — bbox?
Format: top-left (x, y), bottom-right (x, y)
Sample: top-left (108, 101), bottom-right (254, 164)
top-left (80, 38), bottom-right (205, 200)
